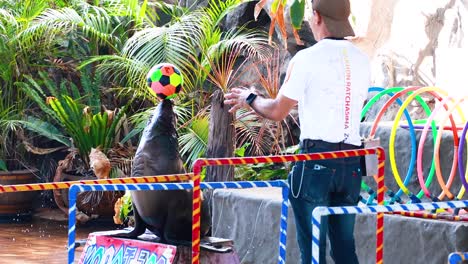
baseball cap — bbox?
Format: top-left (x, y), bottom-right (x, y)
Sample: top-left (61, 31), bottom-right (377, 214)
top-left (312, 0), bottom-right (355, 38)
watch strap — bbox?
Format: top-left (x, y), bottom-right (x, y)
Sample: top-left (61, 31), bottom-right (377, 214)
top-left (246, 93), bottom-right (258, 106)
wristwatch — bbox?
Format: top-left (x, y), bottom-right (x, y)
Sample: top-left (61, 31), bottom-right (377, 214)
top-left (246, 93), bottom-right (258, 106)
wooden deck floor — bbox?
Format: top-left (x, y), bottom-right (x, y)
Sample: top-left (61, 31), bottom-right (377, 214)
top-left (0, 212), bottom-right (117, 264)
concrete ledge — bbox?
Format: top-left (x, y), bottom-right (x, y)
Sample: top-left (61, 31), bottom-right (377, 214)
top-left (212, 188), bottom-right (468, 264)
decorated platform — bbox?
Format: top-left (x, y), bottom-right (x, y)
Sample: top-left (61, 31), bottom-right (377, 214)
top-left (78, 230), bottom-right (240, 264)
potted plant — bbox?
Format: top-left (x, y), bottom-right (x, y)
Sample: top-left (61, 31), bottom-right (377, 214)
top-left (17, 70), bottom-right (132, 221)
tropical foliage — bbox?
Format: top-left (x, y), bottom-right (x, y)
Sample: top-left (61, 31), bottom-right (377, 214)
top-left (0, 0), bottom-right (52, 170)
top-left (0, 91), bottom-right (22, 171)
top-left (92, 0), bottom-right (273, 168)
top-left (235, 48), bottom-right (298, 156)
top-left (255, 0), bottom-right (306, 47)
top-left (0, 0), bottom-right (299, 182)
top-left (18, 70), bottom-right (127, 170)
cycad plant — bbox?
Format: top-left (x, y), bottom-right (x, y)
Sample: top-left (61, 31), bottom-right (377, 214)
top-left (17, 71), bottom-right (127, 171)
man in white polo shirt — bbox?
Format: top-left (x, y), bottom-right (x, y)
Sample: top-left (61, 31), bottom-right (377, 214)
top-left (224, 0), bottom-right (370, 262)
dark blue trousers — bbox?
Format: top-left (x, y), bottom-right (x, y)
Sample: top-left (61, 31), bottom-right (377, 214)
top-left (288, 140), bottom-right (362, 264)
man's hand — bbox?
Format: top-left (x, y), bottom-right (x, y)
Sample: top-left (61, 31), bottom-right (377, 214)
top-left (223, 87), bottom-right (256, 113)
top-left (224, 86), bottom-right (296, 121)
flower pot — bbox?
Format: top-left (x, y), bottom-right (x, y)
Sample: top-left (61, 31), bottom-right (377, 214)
top-left (0, 169), bottom-right (39, 217)
top-left (54, 172), bottom-right (123, 219)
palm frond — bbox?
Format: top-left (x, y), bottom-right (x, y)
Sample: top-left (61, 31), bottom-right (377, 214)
top-left (0, 8), bottom-right (18, 31)
top-left (18, 116), bottom-right (71, 147)
top-left (82, 54), bottom-right (147, 90)
top-left (207, 28), bottom-right (271, 62)
top-left (191, 26), bottom-right (269, 93)
top-left (121, 106), bottom-right (153, 143)
top-left (18, 6), bottom-right (119, 52)
top-left (121, 25), bottom-right (199, 92)
top-left (103, 0), bottom-right (153, 27)
top-left (235, 110), bottom-right (271, 155)
top-left (179, 115), bottom-right (209, 169)
top-left (17, 74), bottom-right (60, 121)
top-left (205, 0), bottom-right (247, 27)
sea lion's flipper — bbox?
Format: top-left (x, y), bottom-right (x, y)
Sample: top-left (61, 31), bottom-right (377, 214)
top-left (113, 205), bottom-right (146, 238)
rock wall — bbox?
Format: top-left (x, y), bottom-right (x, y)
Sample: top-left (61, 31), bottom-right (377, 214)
top-left (351, 0), bottom-right (467, 88)
top-left (350, 0), bottom-right (468, 120)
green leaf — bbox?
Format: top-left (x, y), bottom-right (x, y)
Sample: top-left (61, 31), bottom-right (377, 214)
top-left (19, 116), bottom-right (71, 147)
top-left (119, 191), bottom-right (133, 220)
top-left (0, 160), bottom-right (7, 171)
top-left (290, 0), bottom-right (305, 29)
top-left (179, 115), bottom-right (209, 168)
top-left (258, 168), bottom-right (287, 180)
top-left (234, 143), bottom-right (250, 157)
top-left (271, 0), bottom-right (280, 13)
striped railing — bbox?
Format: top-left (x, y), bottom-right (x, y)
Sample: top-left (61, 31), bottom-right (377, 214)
top-left (190, 147), bottom-right (385, 264)
top-left (311, 200), bottom-right (468, 264)
top-left (67, 180), bottom-right (288, 264)
top-left (0, 174), bottom-right (193, 193)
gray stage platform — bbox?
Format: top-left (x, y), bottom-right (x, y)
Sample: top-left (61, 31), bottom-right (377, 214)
top-left (212, 188), bottom-right (468, 264)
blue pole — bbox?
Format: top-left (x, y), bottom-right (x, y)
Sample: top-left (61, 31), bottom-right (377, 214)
top-left (278, 185), bottom-right (289, 264)
top-left (68, 185), bottom-right (79, 264)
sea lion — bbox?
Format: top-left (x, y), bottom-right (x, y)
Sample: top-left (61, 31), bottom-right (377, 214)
top-left (116, 99), bottom-right (211, 244)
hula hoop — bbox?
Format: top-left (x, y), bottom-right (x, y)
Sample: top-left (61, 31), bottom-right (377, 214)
top-left (458, 121), bottom-right (468, 191)
top-left (434, 96), bottom-right (467, 200)
top-left (413, 119), bottom-right (428, 125)
top-left (417, 96), bottom-right (455, 199)
top-left (360, 86), bottom-right (417, 204)
top-left (392, 88), bottom-right (460, 201)
top-left (417, 95), bottom-right (464, 200)
top-left (368, 86), bottom-right (434, 203)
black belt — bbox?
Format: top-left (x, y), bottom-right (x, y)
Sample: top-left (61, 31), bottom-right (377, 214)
top-left (300, 139), bottom-right (361, 151)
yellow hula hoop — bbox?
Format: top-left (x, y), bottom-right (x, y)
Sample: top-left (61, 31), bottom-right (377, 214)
top-left (434, 96), bottom-right (468, 200)
top-left (390, 87), bottom-right (463, 197)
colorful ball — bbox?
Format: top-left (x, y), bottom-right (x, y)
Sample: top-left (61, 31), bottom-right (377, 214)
top-left (147, 63), bottom-right (183, 100)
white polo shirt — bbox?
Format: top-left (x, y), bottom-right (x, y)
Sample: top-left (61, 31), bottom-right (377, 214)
top-left (279, 39), bottom-right (370, 146)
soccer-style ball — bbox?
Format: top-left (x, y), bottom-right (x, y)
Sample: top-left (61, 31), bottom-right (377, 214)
top-left (147, 63), bottom-right (183, 100)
